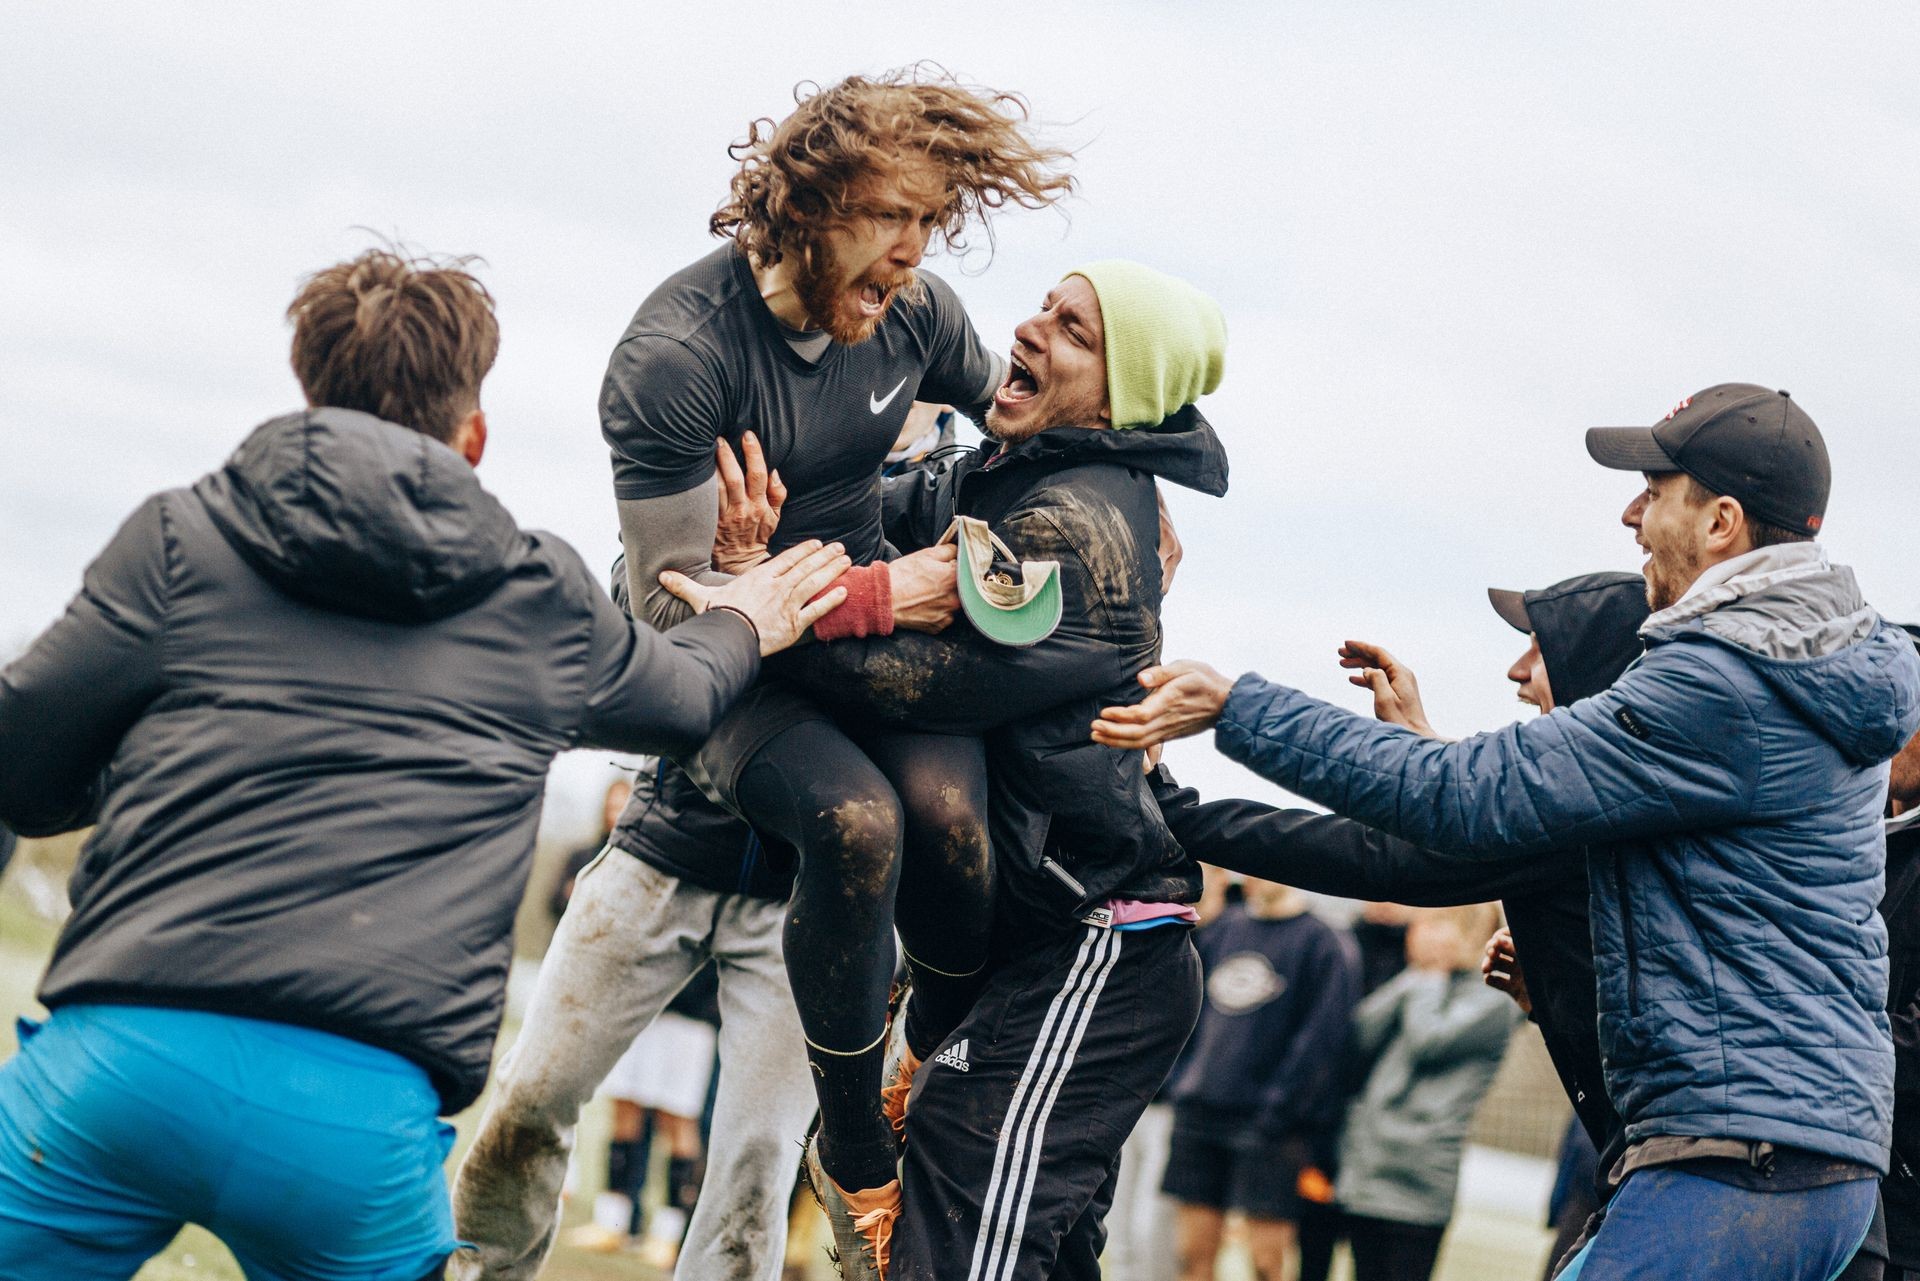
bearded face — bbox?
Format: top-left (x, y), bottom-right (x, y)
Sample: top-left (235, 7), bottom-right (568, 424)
top-left (1629, 473), bottom-right (1710, 612)
top-left (792, 235), bottom-right (921, 346)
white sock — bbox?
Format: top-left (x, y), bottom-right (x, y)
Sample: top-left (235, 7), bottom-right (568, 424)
top-left (592, 1191), bottom-right (634, 1234)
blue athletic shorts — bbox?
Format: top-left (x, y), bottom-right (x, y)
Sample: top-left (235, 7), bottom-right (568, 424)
top-left (1556, 1164), bottom-right (1876, 1281)
top-left (0, 1004), bottom-right (461, 1281)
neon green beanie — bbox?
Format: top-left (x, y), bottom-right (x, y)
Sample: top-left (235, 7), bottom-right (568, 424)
top-left (1064, 260), bottom-right (1227, 429)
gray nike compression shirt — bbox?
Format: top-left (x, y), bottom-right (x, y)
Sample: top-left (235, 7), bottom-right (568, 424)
top-left (601, 244), bottom-right (1002, 627)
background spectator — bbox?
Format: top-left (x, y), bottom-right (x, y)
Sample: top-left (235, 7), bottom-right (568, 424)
top-left (1335, 903), bottom-right (1520, 1281)
top-left (547, 777), bottom-right (633, 921)
top-left (1162, 877), bottom-right (1361, 1281)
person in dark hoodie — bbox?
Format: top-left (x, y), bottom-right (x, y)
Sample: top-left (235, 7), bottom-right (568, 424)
top-left (671, 260), bottom-right (1229, 1280)
top-left (1160, 878), bottom-right (1360, 1281)
top-left (1098, 385), bottom-right (1920, 1280)
top-left (0, 248), bottom-right (847, 1281)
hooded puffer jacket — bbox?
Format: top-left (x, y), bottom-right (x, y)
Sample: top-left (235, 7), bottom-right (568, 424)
top-left (775, 406), bottom-right (1229, 933)
top-left (1216, 543), bottom-right (1920, 1170)
top-left (0, 409), bottom-right (760, 1112)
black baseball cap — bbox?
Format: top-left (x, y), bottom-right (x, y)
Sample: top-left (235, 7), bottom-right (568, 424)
top-left (1585, 383), bottom-right (1830, 535)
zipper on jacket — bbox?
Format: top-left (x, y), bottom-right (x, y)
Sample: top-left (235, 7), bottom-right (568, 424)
top-left (1041, 856), bottom-right (1088, 900)
top-left (1613, 858), bottom-right (1639, 1014)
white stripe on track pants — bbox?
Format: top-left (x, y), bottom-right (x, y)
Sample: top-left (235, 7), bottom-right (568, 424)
top-left (891, 922), bottom-right (1203, 1281)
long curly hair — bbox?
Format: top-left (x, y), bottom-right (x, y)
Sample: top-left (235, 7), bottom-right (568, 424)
top-left (711, 66), bottom-right (1075, 268)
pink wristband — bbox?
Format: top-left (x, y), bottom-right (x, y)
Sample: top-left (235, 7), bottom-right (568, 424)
top-left (809, 562), bottom-right (895, 640)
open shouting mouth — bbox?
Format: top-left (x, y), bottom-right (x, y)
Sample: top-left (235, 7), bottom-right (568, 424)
top-left (995, 352), bottom-right (1040, 410)
top-left (857, 281), bottom-right (893, 319)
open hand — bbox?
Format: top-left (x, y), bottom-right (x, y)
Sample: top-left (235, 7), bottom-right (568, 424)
top-left (1337, 640), bottom-right (1437, 738)
top-left (1091, 660), bottom-right (1233, 750)
top-left (711, 433), bottom-right (786, 574)
top-left (889, 543), bottom-right (960, 633)
top-left (660, 539), bottom-right (848, 656)
top-left (1481, 925), bottom-right (1531, 1015)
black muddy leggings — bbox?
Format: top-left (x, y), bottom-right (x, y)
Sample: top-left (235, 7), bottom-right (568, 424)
top-left (734, 718), bottom-right (992, 1191)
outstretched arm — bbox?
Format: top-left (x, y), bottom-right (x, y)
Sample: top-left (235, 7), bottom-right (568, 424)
top-left (1149, 768), bottom-right (1572, 905)
top-left (579, 540), bottom-right (850, 757)
top-left (0, 496), bottom-right (171, 834)
top-left (1102, 643), bottom-right (1758, 859)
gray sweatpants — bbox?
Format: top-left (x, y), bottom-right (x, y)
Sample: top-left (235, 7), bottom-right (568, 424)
top-left (451, 849), bottom-right (815, 1281)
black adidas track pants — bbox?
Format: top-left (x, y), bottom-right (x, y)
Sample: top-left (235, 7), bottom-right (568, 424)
top-left (892, 922), bottom-right (1203, 1281)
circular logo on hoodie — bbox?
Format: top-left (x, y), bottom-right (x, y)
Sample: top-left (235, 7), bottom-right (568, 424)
top-left (1207, 952), bottom-right (1286, 1014)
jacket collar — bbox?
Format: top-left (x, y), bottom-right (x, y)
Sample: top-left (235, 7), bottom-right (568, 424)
top-left (1641, 542), bottom-right (1830, 636)
top-left (974, 404), bottom-right (1229, 498)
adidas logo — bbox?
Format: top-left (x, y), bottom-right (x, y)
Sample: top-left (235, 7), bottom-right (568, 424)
top-left (933, 1038), bottom-right (972, 1072)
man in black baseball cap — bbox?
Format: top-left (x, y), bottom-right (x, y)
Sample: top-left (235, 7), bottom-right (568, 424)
top-left (1584, 383), bottom-right (1830, 612)
top-left (1094, 379), bottom-right (1920, 1279)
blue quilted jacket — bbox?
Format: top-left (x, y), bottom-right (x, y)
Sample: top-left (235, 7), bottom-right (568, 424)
top-left (1216, 545), bottom-right (1920, 1170)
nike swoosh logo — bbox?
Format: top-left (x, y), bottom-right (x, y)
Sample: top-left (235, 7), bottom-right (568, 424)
top-left (869, 376), bottom-right (910, 415)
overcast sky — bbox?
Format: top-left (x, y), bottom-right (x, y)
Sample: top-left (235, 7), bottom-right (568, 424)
top-left (4, 2), bottom-right (1916, 838)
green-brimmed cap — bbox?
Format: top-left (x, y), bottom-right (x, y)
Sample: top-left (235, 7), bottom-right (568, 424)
top-left (943, 515), bottom-right (1062, 647)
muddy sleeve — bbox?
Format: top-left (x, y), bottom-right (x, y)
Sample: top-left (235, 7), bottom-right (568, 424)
top-left (0, 495), bottom-right (171, 835)
top-left (769, 505), bottom-right (1133, 733)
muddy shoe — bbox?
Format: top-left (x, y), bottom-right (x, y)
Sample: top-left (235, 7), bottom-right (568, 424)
top-left (879, 1015), bottom-right (923, 1143)
top-left (803, 1132), bottom-right (900, 1281)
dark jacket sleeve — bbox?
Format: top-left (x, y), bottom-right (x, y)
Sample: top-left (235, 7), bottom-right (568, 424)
top-left (774, 503), bottom-right (1140, 734)
top-left (878, 458), bottom-right (959, 554)
top-left (1255, 928), bottom-right (1361, 1136)
top-left (574, 557), bottom-right (762, 759)
top-left (1213, 646), bottom-right (1759, 858)
top-left (0, 495), bottom-right (171, 835)
top-left (1149, 768), bottom-right (1573, 905)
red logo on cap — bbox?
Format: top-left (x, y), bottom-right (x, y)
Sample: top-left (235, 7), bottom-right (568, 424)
top-left (1664, 396), bottom-right (1693, 421)
top-left (1807, 514), bottom-right (1823, 532)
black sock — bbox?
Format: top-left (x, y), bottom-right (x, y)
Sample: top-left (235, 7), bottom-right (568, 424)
top-left (901, 957), bottom-right (987, 1061)
top-left (810, 1036), bottom-right (899, 1192)
top-left (667, 1154), bottom-right (702, 1213)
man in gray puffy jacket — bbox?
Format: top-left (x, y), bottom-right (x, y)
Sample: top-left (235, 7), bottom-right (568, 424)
top-left (0, 248), bottom-right (847, 1281)
top-left (1095, 384), bottom-right (1920, 1280)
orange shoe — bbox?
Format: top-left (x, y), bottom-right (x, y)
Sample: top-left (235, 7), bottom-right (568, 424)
top-left (879, 1016), bottom-right (923, 1141)
top-left (803, 1132), bottom-right (900, 1281)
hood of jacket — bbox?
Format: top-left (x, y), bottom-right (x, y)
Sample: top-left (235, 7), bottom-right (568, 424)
top-left (1643, 542), bottom-right (1920, 765)
top-left (195, 409), bottom-right (524, 624)
top-left (982, 403), bottom-right (1230, 497)
top-left (1524, 572), bottom-right (1651, 706)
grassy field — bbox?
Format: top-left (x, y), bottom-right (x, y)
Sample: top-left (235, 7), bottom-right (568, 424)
top-left (0, 866), bottom-right (1558, 1281)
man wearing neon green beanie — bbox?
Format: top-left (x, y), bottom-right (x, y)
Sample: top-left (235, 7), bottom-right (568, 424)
top-left (675, 259), bottom-right (1229, 1279)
